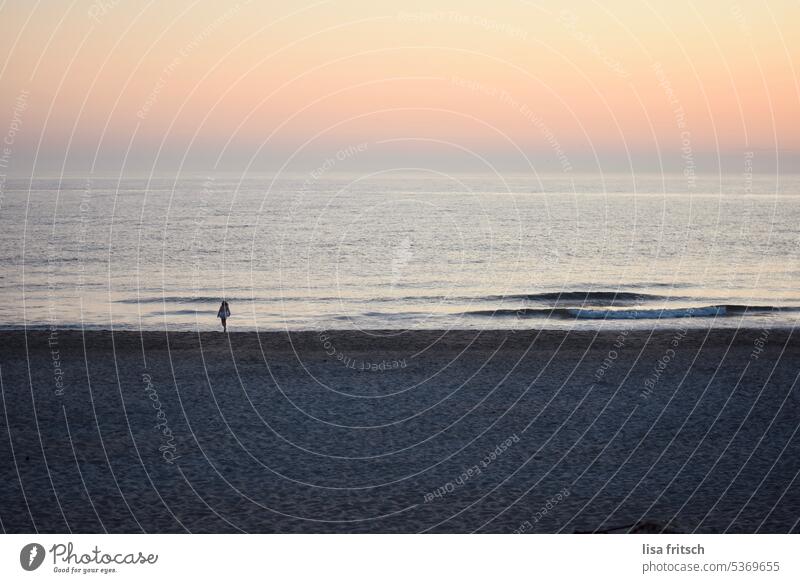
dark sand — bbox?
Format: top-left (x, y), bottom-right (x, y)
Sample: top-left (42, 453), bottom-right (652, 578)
top-left (0, 328), bottom-right (798, 533)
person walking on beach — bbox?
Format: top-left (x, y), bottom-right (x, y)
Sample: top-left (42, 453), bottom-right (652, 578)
top-left (217, 300), bottom-right (230, 332)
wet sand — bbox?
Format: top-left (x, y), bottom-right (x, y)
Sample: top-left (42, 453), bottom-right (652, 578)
top-left (0, 328), bottom-right (798, 533)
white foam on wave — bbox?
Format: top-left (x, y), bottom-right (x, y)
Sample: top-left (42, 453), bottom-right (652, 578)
top-left (567, 306), bottom-right (726, 320)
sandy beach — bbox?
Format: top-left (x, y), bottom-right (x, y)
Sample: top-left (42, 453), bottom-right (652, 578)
top-left (0, 328), bottom-right (798, 533)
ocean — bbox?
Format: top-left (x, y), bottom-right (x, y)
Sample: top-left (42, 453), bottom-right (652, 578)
top-left (2, 173), bottom-right (799, 331)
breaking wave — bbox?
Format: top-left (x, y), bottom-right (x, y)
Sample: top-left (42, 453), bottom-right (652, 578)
top-left (463, 305), bottom-right (800, 320)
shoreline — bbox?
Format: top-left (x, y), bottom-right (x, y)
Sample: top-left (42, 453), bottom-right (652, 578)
top-left (1, 325), bottom-right (794, 341)
top-left (1, 327), bottom-right (794, 361)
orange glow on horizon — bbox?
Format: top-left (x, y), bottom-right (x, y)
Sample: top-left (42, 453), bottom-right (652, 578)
top-left (1, 0), bottom-right (798, 173)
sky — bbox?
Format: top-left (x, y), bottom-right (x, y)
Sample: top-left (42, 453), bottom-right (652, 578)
top-left (0, 0), bottom-right (798, 176)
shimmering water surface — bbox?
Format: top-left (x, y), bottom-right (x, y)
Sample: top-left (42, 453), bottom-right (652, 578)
top-left (2, 173), bottom-right (799, 330)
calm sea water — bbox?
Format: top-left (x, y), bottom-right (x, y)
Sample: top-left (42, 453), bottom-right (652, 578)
top-left (1, 173), bottom-right (799, 331)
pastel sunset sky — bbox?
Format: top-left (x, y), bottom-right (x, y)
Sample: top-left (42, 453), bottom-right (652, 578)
top-left (1, 0), bottom-right (798, 174)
